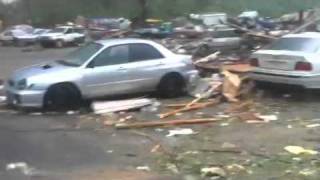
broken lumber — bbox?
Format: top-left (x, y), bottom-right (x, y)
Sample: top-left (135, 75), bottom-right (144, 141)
top-left (221, 64), bottom-right (253, 73)
top-left (194, 51), bottom-right (221, 64)
top-left (289, 17), bottom-right (320, 34)
top-left (115, 118), bottom-right (221, 129)
top-left (92, 98), bottom-right (153, 114)
top-left (160, 97), bottom-right (221, 119)
top-left (226, 22), bottom-right (278, 40)
top-left (164, 101), bottom-right (216, 108)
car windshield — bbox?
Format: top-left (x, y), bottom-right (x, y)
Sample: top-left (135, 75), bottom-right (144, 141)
top-left (33, 30), bottom-right (46, 35)
top-left (50, 28), bottom-right (66, 33)
top-left (265, 37), bottom-right (320, 53)
top-left (57, 43), bottom-right (103, 67)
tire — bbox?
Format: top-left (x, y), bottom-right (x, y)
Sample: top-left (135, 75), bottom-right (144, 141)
top-left (43, 84), bottom-right (81, 111)
top-left (158, 74), bottom-right (186, 98)
top-left (55, 40), bottom-right (64, 48)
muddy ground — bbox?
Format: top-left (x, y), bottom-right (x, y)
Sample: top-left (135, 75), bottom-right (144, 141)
top-left (1, 46), bottom-right (320, 180)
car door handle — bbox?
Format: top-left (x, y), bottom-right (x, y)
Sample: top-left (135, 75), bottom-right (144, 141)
top-left (157, 62), bottom-right (165, 66)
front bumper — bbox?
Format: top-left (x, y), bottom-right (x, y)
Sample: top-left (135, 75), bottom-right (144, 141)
top-left (39, 39), bottom-right (57, 46)
top-left (250, 72), bottom-right (320, 89)
top-left (6, 86), bottom-right (46, 108)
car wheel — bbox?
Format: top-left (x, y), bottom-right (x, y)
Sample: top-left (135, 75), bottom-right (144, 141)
top-left (158, 73), bottom-right (186, 98)
top-left (55, 40), bottom-right (64, 48)
top-left (44, 84), bottom-right (81, 111)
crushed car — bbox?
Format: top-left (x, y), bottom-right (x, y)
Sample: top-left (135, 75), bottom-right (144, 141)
top-left (38, 26), bottom-right (86, 48)
top-left (5, 39), bottom-right (198, 109)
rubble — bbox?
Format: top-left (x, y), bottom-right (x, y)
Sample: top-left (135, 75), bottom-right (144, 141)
top-left (166, 128), bottom-right (196, 137)
top-left (201, 167), bottom-right (227, 178)
top-left (92, 98), bottom-right (154, 114)
top-left (284, 146), bottom-right (318, 155)
top-left (6, 162), bottom-right (37, 176)
top-left (115, 118), bottom-right (222, 129)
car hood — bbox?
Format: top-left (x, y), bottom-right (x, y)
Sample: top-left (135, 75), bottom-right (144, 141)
top-left (10, 61), bottom-right (76, 81)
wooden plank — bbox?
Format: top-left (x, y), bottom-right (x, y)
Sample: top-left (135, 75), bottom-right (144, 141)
top-left (115, 118), bottom-right (222, 129)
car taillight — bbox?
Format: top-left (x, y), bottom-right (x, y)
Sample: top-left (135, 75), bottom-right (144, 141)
top-left (250, 58), bottom-right (259, 67)
top-left (295, 62), bottom-right (312, 71)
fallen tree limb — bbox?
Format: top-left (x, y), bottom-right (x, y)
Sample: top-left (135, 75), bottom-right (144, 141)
top-left (115, 118), bottom-right (222, 129)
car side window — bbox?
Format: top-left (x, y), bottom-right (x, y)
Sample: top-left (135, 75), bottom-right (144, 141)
top-left (65, 28), bottom-right (73, 34)
top-left (129, 44), bottom-right (164, 62)
top-left (93, 45), bottom-right (129, 67)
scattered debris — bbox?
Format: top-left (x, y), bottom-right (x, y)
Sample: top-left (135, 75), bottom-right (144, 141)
top-left (226, 164), bottom-right (247, 174)
top-left (6, 162), bottom-right (36, 176)
top-left (92, 98), bottom-right (154, 114)
top-left (166, 128), bottom-right (196, 137)
top-left (160, 97), bottom-right (221, 119)
top-left (284, 146), bottom-right (318, 155)
top-left (257, 115), bottom-right (278, 122)
top-left (115, 118), bottom-right (222, 129)
top-left (221, 142), bottom-right (237, 149)
top-left (0, 96), bottom-right (6, 103)
top-left (222, 71), bottom-right (242, 102)
top-left (201, 167), bottom-right (227, 178)
top-left (166, 163), bottom-right (179, 174)
top-left (305, 124), bottom-right (320, 128)
top-left (150, 144), bottom-right (162, 153)
top-left (136, 166), bottom-right (151, 172)
top-left (299, 169), bottom-right (316, 176)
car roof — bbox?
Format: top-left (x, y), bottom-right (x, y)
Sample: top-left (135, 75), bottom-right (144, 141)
top-left (284, 32), bottom-right (320, 38)
top-left (96, 38), bottom-right (157, 47)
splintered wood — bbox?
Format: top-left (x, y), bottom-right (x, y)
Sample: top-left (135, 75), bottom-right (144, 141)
top-left (115, 118), bottom-right (222, 129)
top-left (160, 97), bottom-right (221, 119)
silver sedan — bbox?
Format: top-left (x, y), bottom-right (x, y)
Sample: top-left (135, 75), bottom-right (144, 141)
top-left (5, 39), bottom-right (198, 109)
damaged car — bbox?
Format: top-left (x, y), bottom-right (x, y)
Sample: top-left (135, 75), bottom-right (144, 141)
top-left (250, 32), bottom-right (320, 88)
top-left (5, 39), bottom-right (198, 109)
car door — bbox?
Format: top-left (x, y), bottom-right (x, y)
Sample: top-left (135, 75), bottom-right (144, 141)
top-left (120, 43), bottom-right (166, 93)
top-left (64, 28), bottom-right (75, 43)
top-left (82, 44), bottom-right (131, 98)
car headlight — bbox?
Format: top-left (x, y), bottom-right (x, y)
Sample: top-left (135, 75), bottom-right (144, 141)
top-left (17, 79), bottom-right (27, 90)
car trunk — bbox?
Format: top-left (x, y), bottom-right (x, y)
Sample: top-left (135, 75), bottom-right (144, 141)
top-left (255, 50), bottom-right (309, 71)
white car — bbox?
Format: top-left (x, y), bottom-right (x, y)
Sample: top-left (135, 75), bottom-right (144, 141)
top-left (0, 29), bottom-right (28, 46)
top-left (14, 29), bottom-right (51, 46)
top-left (250, 32), bottom-right (320, 89)
top-left (38, 26), bottom-right (86, 48)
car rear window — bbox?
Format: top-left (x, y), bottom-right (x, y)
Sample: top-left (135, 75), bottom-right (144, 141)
top-left (265, 37), bottom-right (320, 53)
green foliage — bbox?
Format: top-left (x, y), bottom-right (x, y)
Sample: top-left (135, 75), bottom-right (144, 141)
top-left (3, 0), bottom-right (320, 25)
